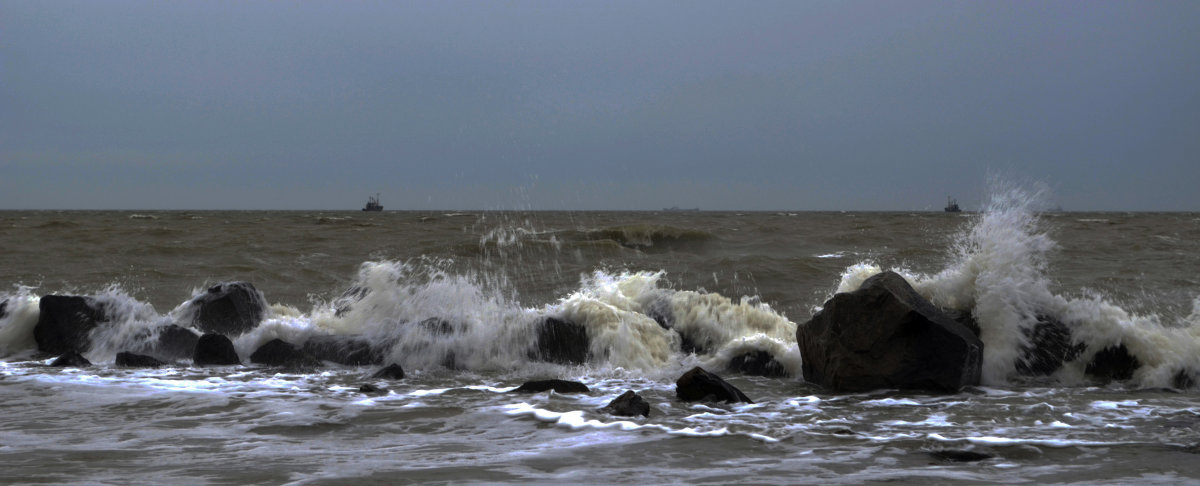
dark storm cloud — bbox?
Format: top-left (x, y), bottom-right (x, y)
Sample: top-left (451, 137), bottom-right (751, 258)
top-left (2, 1), bottom-right (1198, 210)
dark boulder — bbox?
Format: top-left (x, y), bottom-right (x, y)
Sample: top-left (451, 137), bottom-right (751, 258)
top-left (116, 351), bottom-right (165, 367)
top-left (599, 390), bottom-right (651, 417)
top-left (250, 339), bottom-right (322, 369)
top-left (1015, 315), bottom-right (1084, 376)
top-left (1085, 344), bottom-right (1140, 382)
top-left (532, 317), bottom-right (589, 365)
top-left (675, 366), bottom-right (752, 403)
top-left (49, 351), bottom-right (92, 367)
top-left (130, 324), bottom-right (199, 361)
top-left (193, 333), bottom-right (240, 366)
top-left (372, 363), bottom-right (406, 380)
top-left (796, 271), bottom-right (983, 392)
top-left (512, 379), bottom-right (590, 394)
top-left (941, 308), bottom-right (981, 338)
top-left (1173, 369), bottom-right (1196, 390)
top-left (728, 350), bottom-right (789, 377)
top-left (189, 282), bottom-right (267, 336)
top-left (678, 331), bottom-right (712, 355)
top-left (302, 334), bottom-right (381, 366)
top-left (0, 298), bottom-right (8, 320)
top-left (34, 295), bottom-right (109, 355)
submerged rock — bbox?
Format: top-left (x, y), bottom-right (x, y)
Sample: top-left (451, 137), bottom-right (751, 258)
top-left (49, 351), bottom-right (92, 367)
top-left (1016, 315), bottom-right (1084, 376)
top-left (189, 282), bottom-right (267, 336)
top-left (0, 299), bottom-right (8, 320)
top-left (532, 317), bottom-right (589, 365)
top-left (796, 271), bottom-right (983, 392)
top-left (929, 450), bottom-right (994, 462)
top-left (512, 379), bottom-right (590, 394)
top-left (116, 351), bottom-right (165, 368)
top-left (728, 350), bottom-right (789, 378)
top-left (1173, 369), bottom-right (1196, 390)
top-left (193, 333), bottom-right (240, 366)
top-left (359, 383), bottom-right (387, 394)
top-left (1085, 344), bottom-right (1140, 382)
top-left (675, 366), bottom-right (752, 403)
top-left (34, 295), bottom-right (109, 355)
top-left (302, 334), bottom-right (381, 366)
top-left (250, 339), bottom-right (322, 369)
top-left (372, 363), bottom-right (406, 380)
top-left (599, 390), bottom-right (651, 418)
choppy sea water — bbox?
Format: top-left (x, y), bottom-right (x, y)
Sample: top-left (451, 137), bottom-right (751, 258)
top-left (1, 189), bottom-right (1199, 484)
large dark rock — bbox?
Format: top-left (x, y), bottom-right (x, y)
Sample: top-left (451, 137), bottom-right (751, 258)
top-left (511, 379), bottom-right (590, 394)
top-left (532, 317), bottom-right (589, 365)
top-left (796, 271), bottom-right (983, 392)
top-left (193, 333), bottom-right (240, 366)
top-left (116, 351), bottom-right (165, 368)
top-left (151, 325), bottom-right (200, 361)
top-left (34, 295), bottom-right (109, 355)
top-left (372, 363), bottom-right (406, 380)
top-left (0, 299), bottom-right (9, 320)
top-left (49, 351), bottom-right (92, 367)
top-left (1016, 315), bottom-right (1084, 376)
top-left (189, 282), bottom-right (267, 336)
top-left (303, 335), bottom-right (381, 366)
top-left (1085, 344), bottom-right (1140, 382)
top-left (675, 366), bottom-right (753, 403)
top-left (600, 390), bottom-right (651, 417)
top-left (929, 450), bottom-right (994, 462)
top-left (728, 350), bottom-right (789, 377)
top-left (250, 339), bottom-right (322, 369)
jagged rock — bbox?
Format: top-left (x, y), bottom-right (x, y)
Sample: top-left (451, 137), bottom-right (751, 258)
top-left (359, 383), bottom-right (387, 394)
top-left (1085, 345), bottom-right (1140, 382)
top-left (1016, 315), bottom-right (1084, 376)
top-left (302, 334), bottom-right (381, 366)
top-left (678, 331), bottom-right (711, 355)
top-left (532, 317), bottom-right (589, 365)
top-left (372, 363), bottom-right (406, 380)
top-left (0, 299), bottom-right (8, 320)
top-left (599, 390), bottom-right (651, 417)
top-left (34, 295), bottom-right (109, 355)
top-left (929, 450), bottom-right (994, 462)
top-left (675, 366), bottom-right (752, 403)
top-left (796, 271), bottom-right (983, 392)
top-left (49, 351), bottom-right (91, 367)
top-left (189, 282), bottom-right (266, 336)
top-left (512, 379), bottom-right (590, 394)
top-left (728, 350), bottom-right (789, 377)
top-left (116, 351), bottom-right (165, 367)
top-left (250, 339), bottom-right (322, 368)
top-left (193, 333), bottom-right (240, 366)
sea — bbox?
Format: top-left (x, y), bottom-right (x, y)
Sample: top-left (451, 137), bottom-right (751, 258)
top-left (1, 187), bottom-right (1198, 484)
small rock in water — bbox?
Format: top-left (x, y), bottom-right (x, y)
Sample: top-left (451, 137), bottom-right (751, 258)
top-left (115, 351), bottom-right (165, 368)
top-left (675, 366), bottom-right (753, 404)
top-left (359, 384), bottom-right (387, 394)
top-left (728, 350), bottom-right (789, 377)
top-left (929, 449), bottom-right (994, 462)
top-left (512, 379), bottom-right (590, 394)
top-left (1085, 344), bottom-right (1140, 382)
top-left (372, 363), bottom-right (406, 380)
top-left (193, 334), bottom-right (241, 366)
top-left (599, 390), bottom-right (651, 417)
top-left (48, 351), bottom-right (92, 367)
top-left (250, 339), bottom-right (322, 369)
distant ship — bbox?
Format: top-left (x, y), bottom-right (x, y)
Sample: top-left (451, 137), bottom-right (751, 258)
top-left (944, 196), bottom-right (961, 213)
top-left (362, 193), bottom-right (383, 212)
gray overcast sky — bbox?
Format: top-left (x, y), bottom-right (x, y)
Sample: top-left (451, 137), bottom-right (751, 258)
top-left (2, 1), bottom-right (1198, 210)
